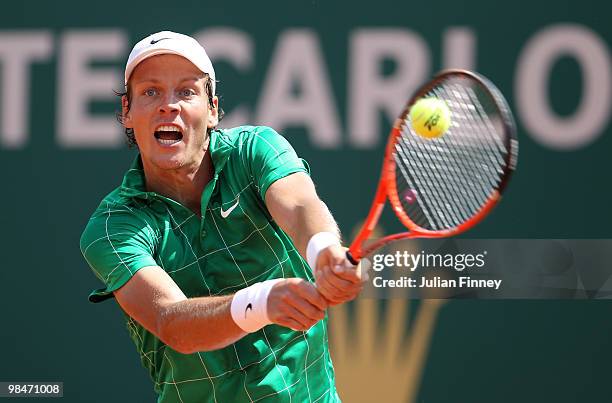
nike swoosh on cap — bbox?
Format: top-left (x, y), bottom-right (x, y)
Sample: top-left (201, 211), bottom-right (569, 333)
top-left (150, 37), bottom-right (171, 45)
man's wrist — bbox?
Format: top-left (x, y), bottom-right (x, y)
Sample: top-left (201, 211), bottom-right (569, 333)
top-left (230, 279), bottom-right (283, 333)
top-left (306, 232), bottom-right (341, 270)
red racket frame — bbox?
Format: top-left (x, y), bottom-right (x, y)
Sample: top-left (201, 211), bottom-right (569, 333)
top-left (346, 69), bottom-right (517, 264)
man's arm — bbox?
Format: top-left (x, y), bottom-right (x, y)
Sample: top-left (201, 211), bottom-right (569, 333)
top-left (114, 266), bottom-right (241, 354)
top-left (114, 265), bottom-right (327, 354)
top-left (264, 172), bottom-right (338, 257)
top-left (264, 172), bottom-right (364, 305)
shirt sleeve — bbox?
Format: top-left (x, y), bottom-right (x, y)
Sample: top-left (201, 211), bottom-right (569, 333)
top-left (80, 207), bottom-right (158, 303)
top-left (247, 126), bottom-right (310, 200)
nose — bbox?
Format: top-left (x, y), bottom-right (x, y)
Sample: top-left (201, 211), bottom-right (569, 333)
top-left (158, 93), bottom-right (181, 114)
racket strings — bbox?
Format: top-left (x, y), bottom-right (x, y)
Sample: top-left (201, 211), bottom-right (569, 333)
top-left (395, 143), bottom-right (458, 228)
top-left (397, 113), bottom-right (490, 229)
top-left (434, 84), bottom-right (501, 192)
top-left (394, 76), bottom-right (509, 231)
top-left (395, 132), bottom-right (487, 231)
top-left (398, 138), bottom-right (488, 203)
top-left (396, 140), bottom-right (473, 228)
top-left (395, 149), bottom-right (441, 227)
top-left (398, 141), bottom-right (475, 228)
top-left (463, 85), bottom-right (507, 156)
top-left (448, 84), bottom-right (506, 171)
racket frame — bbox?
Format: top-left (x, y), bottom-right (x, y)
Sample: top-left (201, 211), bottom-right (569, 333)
top-left (347, 69), bottom-right (518, 264)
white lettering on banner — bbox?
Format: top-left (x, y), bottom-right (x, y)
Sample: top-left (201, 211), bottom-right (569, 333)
top-left (57, 30), bottom-right (127, 147)
top-left (348, 29), bottom-right (429, 148)
top-left (0, 31), bottom-right (52, 149)
top-left (255, 29), bottom-right (341, 148)
top-left (443, 27), bottom-right (476, 70)
top-left (515, 24), bottom-right (612, 150)
top-left (0, 25), bottom-right (609, 151)
top-left (195, 28), bottom-right (254, 128)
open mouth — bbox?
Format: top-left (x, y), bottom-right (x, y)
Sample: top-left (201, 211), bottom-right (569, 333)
top-left (154, 125), bottom-right (183, 146)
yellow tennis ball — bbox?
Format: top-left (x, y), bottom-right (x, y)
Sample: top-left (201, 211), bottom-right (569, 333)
top-left (409, 97), bottom-right (451, 139)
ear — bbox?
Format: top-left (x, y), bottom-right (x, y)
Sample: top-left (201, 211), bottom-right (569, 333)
top-left (122, 95), bottom-right (133, 128)
top-left (207, 96), bottom-right (219, 129)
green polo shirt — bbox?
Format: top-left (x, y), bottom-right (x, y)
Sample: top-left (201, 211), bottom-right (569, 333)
top-left (80, 125), bottom-right (340, 403)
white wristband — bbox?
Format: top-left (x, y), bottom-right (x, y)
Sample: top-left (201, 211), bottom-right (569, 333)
top-left (230, 279), bottom-right (283, 333)
top-left (306, 232), bottom-right (341, 271)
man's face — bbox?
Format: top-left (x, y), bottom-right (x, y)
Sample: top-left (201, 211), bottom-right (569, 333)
top-left (123, 54), bottom-right (218, 172)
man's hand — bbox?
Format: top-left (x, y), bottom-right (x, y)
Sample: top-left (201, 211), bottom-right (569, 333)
top-left (267, 278), bottom-right (328, 331)
top-left (314, 245), bottom-right (365, 306)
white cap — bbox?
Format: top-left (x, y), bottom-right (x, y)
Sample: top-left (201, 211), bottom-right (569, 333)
top-left (124, 31), bottom-right (216, 94)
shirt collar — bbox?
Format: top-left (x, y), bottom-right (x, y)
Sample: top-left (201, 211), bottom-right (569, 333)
top-left (119, 129), bottom-right (235, 200)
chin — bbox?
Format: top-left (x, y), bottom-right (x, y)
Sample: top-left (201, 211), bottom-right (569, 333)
top-left (150, 154), bottom-right (188, 170)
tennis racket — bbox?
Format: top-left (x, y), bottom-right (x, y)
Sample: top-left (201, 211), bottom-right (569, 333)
top-left (346, 69), bottom-right (518, 265)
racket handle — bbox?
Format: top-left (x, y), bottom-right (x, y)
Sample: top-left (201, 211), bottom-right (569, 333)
top-left (345, 250), bottom-right (359, 266)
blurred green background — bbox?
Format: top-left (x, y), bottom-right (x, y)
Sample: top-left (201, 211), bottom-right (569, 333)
top-left (0, 0), bottom-right (610, 401)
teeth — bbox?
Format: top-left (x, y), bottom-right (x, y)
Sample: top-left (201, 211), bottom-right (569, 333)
top-left (157, 138), bottom-right (181, 145)
top-left (156, 125), bottom-right (181, 132)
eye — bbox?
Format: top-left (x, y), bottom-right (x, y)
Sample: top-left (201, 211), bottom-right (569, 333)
top-left (144, 88), bottom-right (158, 97)
top-left (180, 88), bottom-right (196, 97)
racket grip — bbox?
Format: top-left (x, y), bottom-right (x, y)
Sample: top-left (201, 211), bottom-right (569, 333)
top-left (345, 250), bottom-right (359, 266)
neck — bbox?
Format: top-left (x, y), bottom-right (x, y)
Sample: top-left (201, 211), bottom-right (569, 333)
top-left (142, 146), bottom-right (214, 217)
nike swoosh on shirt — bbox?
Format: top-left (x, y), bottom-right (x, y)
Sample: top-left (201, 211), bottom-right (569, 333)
top-left (220, 198), bottom-right (240, 218)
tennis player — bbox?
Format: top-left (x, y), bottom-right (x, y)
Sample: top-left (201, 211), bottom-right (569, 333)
top-left (80, 31), bottom-right (362, 402)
